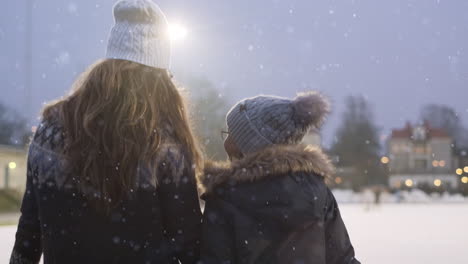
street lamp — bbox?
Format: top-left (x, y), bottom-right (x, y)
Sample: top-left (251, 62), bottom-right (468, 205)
top-left (169, 23), bottom-right (188, 42)
top-left (8, 162), bottom-right (17, 169)
top-left (4, 161), bottom-right (16, 189)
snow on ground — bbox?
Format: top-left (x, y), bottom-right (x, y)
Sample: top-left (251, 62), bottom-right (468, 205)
top-left (333, 189), bottom-right (468, 203)
top-left (1, 204), bottom-right (467, 263)
top-left (0, 225), bottom-right (16, 262)
top-left (340, 204), bottom-right (468, 264)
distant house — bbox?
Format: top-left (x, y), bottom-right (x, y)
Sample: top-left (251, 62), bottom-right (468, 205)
top-left (387, 122), bottom-right (458, 190)
top-left (0, 145), bottom-right (27, 192)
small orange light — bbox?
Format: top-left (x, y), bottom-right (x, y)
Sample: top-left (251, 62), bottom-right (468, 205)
top-left (405, 179), bottom-right (413, 187)
top-left (381, 156), bottom-right (389, 164)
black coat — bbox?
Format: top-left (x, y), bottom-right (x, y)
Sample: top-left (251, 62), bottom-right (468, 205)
top-left (10, 117), bottom-right (202, 264)
top-left (198, 144), bottom-right (360, 264)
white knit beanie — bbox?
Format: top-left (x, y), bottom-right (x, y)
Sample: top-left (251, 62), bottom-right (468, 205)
top-left (106, 0), bottom-right (171, 69)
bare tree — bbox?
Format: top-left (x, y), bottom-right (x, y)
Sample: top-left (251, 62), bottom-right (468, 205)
top-left (420, 104), bottom-right (468, 148)
top-left (0, 102), bottom-right (30, 146)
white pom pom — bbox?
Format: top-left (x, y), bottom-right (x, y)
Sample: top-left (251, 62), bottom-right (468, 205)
top-left (291, 91), bottom-right (330, 129)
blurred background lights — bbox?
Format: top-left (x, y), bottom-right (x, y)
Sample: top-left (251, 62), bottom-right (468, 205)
top-left (335, 177), bottom-right (343, 184)
top-left (464, 166), bottom-right (468, 173)
top-left (405, 179), bottom-right (413, 187)
top-left (456, 168), bottom-right (463, 175)
top-left (8, 162), bottom-right (17, 170)
top-left (461, 176), bottom-right (468, 184)
top-left (380, 156), bottom-right (389, 164)
top-left (433, 179), bottom-right (442, 187)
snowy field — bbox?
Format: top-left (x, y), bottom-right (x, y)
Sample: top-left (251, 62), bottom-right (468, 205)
top-left (340, 204), bottom-right (468, 264)
top-left (1, 204), bottom-right (467, 263)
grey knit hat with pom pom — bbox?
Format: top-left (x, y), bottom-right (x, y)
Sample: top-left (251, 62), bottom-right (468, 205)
top-left (226, 92), bottom-right (330, 154)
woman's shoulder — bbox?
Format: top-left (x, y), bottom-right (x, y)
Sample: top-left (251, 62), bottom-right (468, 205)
top-left (32, 109), bottom-right (66, 154)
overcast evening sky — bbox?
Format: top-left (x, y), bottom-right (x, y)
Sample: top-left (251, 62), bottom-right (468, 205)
top-left (1, 0), bottom-right (467, 146)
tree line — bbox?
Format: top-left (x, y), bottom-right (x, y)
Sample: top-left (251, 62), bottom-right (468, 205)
top-left (330, 96), bottom-right (468, 190)
top-left (2, 81), bottom-right (467, 192)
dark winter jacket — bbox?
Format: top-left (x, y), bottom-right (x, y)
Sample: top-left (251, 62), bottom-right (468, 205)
top-left (10, 116), bottom-right (202, 264)
top-left (198, 144), bottom-right (360, 264)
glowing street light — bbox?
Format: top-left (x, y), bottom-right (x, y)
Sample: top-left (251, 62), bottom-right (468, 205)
top-left (169, 23), bottom-right (188, 41)
top-left (464, 166), bottom-right (468, 173)
top-left (461, 177), bottom-right (468, 184)
top-left (433, 179), bottom-right (442, 187)
top-left (405, 179), bottom-right (413, 187)
top-left (334, 177), bottom-right (343, 184)
top-left (381, 156), bottom-right (389, 164)
top-left (456, 168), bottom-right (463, 175)
top-left (432, 160), bottom-right (439, 167)
top-left (8, 162), bottom-right (17, 170)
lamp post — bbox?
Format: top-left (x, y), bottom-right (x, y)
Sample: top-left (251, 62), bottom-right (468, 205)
top-left (4, 166), bottom-right (8, 189)
top-left (25, 0), bottom-right (33, 120)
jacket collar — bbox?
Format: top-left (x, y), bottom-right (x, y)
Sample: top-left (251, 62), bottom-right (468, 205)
top-left (198, 144), bottom-right (335, 195)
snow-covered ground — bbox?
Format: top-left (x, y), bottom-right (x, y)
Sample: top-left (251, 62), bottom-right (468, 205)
top-left (340, 204), bottom-right (468, 264)
top-left (1, 204), bottom-right (467, 263)
top-left (333, 189), bottom-right (468, 203)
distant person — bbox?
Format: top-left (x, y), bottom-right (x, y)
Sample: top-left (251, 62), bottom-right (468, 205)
top-left (199, 92), bottom-right (360, 264)
top-left (10, 1), bottom-right (202, 263)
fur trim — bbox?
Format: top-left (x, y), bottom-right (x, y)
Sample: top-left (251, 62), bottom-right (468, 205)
top-left (198, 144), bottom-right (335, 194)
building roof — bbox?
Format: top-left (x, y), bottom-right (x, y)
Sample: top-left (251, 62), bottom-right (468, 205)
top-left (390, 122), bottom-right (450, 139)
top-left (0, 144), bottom-right (27, 155)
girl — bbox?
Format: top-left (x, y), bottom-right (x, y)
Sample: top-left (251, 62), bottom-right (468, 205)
top-left (10, 1), bottom-right (202, 263)
top-left (199, 92), bottom-right (360, 264)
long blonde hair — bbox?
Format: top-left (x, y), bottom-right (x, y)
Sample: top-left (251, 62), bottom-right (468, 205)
top-left (43, 59), bottom-right (202, 210)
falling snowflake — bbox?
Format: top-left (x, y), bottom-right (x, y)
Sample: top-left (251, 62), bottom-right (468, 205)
top-left (67, 2), bottom-right (78, 15)
top-left (55, 51), bottom-right (70, 66)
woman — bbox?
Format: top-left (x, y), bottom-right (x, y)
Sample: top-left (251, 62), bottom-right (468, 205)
top-left (199, 92), bottom-right (360, 264)
top-left (10, 1), bottom-right (202, 263)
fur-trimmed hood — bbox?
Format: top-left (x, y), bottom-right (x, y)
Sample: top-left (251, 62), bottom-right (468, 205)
top-left (198, 144), bottom-right (335, 195)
